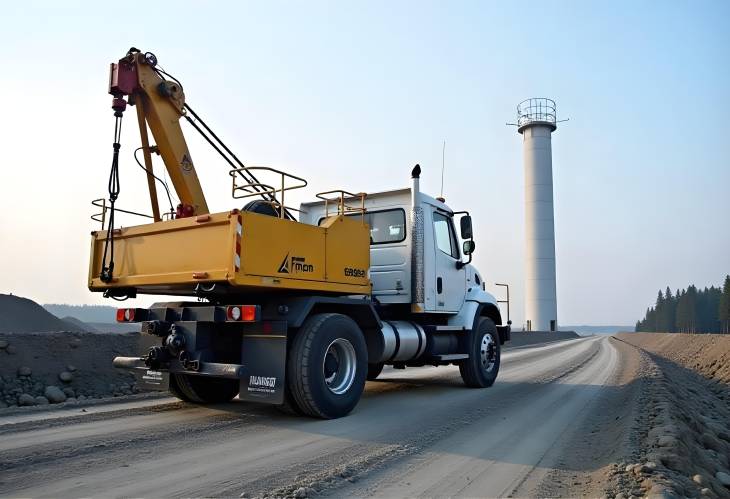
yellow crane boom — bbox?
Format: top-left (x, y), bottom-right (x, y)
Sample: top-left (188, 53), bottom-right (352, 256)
top-left (109, 49), bottom-right (209, 217)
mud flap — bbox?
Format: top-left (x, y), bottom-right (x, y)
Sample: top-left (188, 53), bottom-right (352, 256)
top-left (496, 325), bottom-right (511, 345)
top-left (134, 368), bottom-right (170, 391)
top-left (238, 321), bottom-right (287, 405)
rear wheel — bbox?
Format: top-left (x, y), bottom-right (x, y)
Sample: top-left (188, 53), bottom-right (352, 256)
top-left (459, 317), bottom-right (501, 388)
top-left (367, 362), bottom-right (385, 380)
top-left (169, 374), bottom-right (240, 403)
top-left (287, 313), bottom-right (367, 419)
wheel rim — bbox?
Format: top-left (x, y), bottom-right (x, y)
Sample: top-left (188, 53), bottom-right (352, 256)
top-left (480, 333), bottom-right (497, 372)
top-left (322, 338), bottom-right (357, 395)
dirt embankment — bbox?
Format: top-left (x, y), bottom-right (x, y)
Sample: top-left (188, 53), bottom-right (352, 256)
top-left (618, 333), bottom-right (730, 385)
top-left (0, 331), bottom-right (156, 409)
top-left (607, 333), bottom-right (730, 499)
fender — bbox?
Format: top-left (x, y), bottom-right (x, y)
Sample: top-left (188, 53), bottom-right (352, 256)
top-left (447, 286), bottom-right (501, 327)
top-left (259, 295), bottom-right (381, 330)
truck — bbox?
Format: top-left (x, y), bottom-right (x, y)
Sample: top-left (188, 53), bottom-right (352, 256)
top-left (92, 48), bottom-right (510, 419)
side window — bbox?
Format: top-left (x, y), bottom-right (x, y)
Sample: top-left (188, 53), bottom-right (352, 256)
top-left (329, 208), bottom-right (407, 245)
top-left (433, 212), bottom-right (459, 259)
top-left (366, 210), bottom-right (406, 244)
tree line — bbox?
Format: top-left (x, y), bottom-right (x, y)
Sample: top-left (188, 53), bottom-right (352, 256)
top-left (635, 275), bottom-right (730, 333)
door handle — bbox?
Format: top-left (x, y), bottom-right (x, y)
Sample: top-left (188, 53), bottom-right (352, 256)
top-left (437, 277), bottom-right (443, 294)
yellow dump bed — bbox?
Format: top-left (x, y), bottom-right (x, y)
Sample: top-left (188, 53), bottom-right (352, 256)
top-left (88, 210), bottom-right (371, 296)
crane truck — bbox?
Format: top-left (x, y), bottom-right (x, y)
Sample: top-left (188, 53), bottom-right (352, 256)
top-left (92, 48), bottom-right (510, 419)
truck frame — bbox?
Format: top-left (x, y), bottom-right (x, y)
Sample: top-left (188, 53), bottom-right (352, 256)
top-left (94, 48), bottom-right (510, 419)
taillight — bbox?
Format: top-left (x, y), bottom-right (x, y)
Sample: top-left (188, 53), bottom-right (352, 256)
top-left (116, 308), bottom-right (135, 322)
top-left (226, 305), bottom-right (259, 322)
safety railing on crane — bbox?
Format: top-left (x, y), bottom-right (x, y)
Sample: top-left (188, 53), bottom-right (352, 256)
top-left (229, 166), bottom-right (308, 219)
top-left (91, 198), bottom-right (158, 228)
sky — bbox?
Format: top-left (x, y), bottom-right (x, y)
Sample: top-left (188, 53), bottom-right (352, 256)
top-left (0, 1), bottom-right (728, 327)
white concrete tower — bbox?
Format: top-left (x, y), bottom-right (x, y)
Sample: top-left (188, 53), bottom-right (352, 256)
top-left (517, 98), bottom-right (558, 332)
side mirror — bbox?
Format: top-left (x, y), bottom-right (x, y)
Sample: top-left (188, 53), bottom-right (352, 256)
top-left (463, 240), bottom-right (475, 255)
top-left (460, 215), bottom-right (473, 239)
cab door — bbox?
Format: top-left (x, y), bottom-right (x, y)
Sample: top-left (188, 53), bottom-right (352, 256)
top-left (431, 211), bottom-right (466, 312)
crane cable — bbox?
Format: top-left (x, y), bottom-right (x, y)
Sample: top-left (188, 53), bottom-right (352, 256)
top-left (153, 65), bottom-right (294, 220)
top-left (100, 113), bottom-right (123, 283)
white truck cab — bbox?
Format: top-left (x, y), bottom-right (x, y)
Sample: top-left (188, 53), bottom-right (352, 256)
top-left (299, 165), bottom-right (501, 331)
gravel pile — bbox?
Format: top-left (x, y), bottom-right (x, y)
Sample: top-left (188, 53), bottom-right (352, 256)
top-left (606, 334), bottom-right (730, 499)
top-left (0, 332), bottom-right (156, 410)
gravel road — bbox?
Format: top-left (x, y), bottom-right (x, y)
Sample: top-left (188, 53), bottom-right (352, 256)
top-left (0, 336), bottom-right (624, 498)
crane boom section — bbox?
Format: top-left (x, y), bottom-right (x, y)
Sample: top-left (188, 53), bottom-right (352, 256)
top-left (109, 52), bottom-right (209, 215)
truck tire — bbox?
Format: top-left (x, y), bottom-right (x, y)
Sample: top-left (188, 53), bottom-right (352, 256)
top-left (169, 373), bottom-right (240, 404)
top-left (459, 317), bottom-right (501, 388)
top-left (276, 375), bottom-right (305, 416)
top-left (367, 362), bottom-right (384, 380)
top-left (287, 313), bottom-right (367, 419)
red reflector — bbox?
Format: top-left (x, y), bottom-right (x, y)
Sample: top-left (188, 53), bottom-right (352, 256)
top-left (241, 305), bottom-right (257, 322)
top-left (226, 305), bottom-right (259, 322)
top-left (115, 308), bottom-right (134, 322)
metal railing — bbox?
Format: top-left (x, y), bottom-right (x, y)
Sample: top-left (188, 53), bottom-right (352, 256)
top-left (229, 166), bottom-right (307, 218)
top-left (517, 98), bottom-right (556, 128)
top-left (315, 190), bottom-right (367, 219)
top-left (91, 198), bottom-right (154, 228)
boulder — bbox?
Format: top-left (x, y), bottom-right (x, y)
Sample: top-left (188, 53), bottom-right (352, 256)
top-left (715, 471), bottom-right (730, 487)
top-left (17, 366), bottom-right (32, 377)
top-left (34, 396), bottom-right (49, 405)
top-left (701, 433), bottom-right (725, 453)
top-left (44, 386), bottom-right (67, 403)
top-left (66, 364), bottom-right (77, 372)
top-left (0, 339), bottom-right (8, 349)
top-left (656, 435), bottom-right (679, 447)
top-left (58, 371), bottom-right (73, 383)
top-left (5, 345), bottom-right (17, 354)
top-left (62, 387), bottom-right (75, 398)
top-left (18, 393), bottom-right (36, 406)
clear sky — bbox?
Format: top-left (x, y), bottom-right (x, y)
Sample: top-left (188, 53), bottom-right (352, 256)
top-left (0, 1), bottom-right (728, 326)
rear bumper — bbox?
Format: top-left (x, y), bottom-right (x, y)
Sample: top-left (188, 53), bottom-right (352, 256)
top-left (113, 356), bottom-right (245, 378)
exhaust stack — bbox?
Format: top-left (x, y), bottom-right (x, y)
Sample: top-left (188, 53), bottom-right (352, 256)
top-left (410, 164), bottom-right (425, 313)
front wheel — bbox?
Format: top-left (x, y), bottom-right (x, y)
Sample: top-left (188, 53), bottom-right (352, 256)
top-left (287, 313), bottom-right (367, 419)
top-left (459, 317), bottom-right (501, 388)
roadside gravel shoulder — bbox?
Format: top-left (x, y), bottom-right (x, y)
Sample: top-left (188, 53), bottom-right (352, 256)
top-left (607, 334), bottom-right (730, 499)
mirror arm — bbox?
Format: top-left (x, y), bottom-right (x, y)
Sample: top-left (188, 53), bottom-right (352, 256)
top-left (457, 242), bottom-right (473, 269)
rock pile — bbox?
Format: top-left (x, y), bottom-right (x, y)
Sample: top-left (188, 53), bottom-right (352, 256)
top-left (0, 339), bottom-right (141, 409)
top-left (1, 331), bottom-right (152, 410)
top-left (607, 341), bottom-right (730, 499)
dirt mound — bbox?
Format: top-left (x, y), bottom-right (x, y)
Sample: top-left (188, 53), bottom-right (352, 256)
top-left (617, 332), bottom-right (730, 385)
top-left (0, 331), bottom-right (158, 408)
top-left (62, 316), bottom-right (98, 333)
top-left (0, 294), bottom-right (83, 333)
top-left (607, 333), bottom-right (730, 498)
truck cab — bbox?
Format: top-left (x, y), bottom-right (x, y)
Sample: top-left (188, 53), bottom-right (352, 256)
top-left (299, 167), bottom-right (496, 324)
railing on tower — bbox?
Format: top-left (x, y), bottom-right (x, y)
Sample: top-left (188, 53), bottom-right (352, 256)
top-left (517, 98), bottom-right (557, 128)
